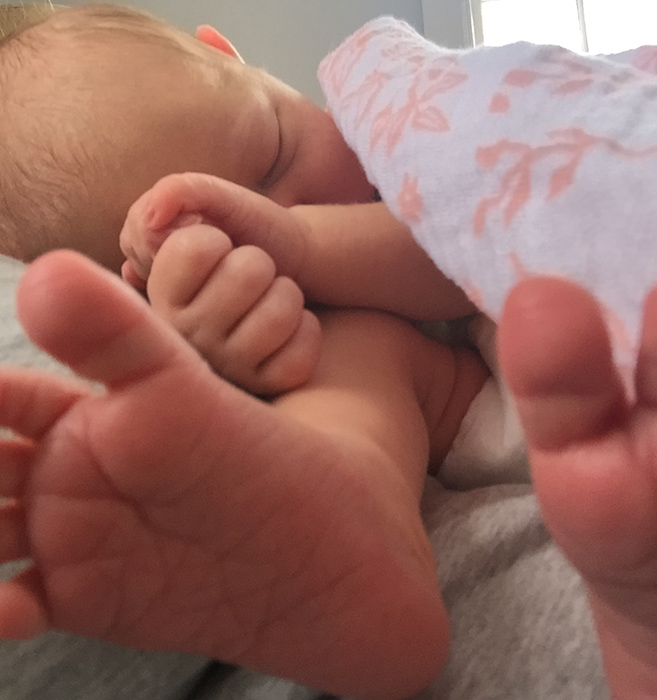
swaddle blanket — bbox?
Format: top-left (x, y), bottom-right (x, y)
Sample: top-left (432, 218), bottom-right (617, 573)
top-left (319, 16), bottom-right (657, 369)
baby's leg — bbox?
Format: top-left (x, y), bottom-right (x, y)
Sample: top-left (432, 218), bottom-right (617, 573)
top-left (0, 251), bottom-right (447, 700)
top-left (499, 277), bottom-right (657, 699)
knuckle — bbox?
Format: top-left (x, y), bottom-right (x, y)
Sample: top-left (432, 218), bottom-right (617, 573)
top-left (167, 225), bottom-right (232, 259)
top-left (258, 312), bottom-right (321, 394)
top-left (266, 278), bottom-right (305, 325)
top-left (225, 246), bottom-right (276, 286)
top-left (273, 275), bottom-right (304, 302)
top-left (177, 315), bottom-right (229, 368)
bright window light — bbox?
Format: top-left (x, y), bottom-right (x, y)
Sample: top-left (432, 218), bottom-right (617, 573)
top-left (584, 0), bottom-right (657, 54)
top-left (480, 0), bottom-right (657, 53)
top-left (481, 0), bottom-right (583, 50)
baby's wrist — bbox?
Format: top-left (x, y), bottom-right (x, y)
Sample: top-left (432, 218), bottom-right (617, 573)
top-left (286, 205), bottom-right (327, 294)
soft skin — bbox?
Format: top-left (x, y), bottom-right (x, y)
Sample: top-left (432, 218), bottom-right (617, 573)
top-left (2, 7), bottom-right (657, 700)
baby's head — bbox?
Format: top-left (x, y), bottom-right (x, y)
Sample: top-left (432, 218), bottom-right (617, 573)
top-left (0, 3), bottom-right (373, 271)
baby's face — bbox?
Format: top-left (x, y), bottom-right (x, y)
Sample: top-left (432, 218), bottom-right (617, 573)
top-left (59, 23), bottom-right (375, 271)
top-left (203, 57), bottom-right (377, 208)
top-left (99, 28), bottom-right (375, 207)
top-left (5, 13), bottom-right (375, 272)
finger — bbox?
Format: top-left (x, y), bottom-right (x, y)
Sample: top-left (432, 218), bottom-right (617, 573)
top-left (119, 196), bottom-right (157, 282)
top-left (224, 276), bottom-right (307, 372)
top-left (0, 501), bottom-right (29, 563)
top-left (158, 245), bottom-right (277, 349)
top-left (0, 566), bottom-right (49, 639)
top-left (0, 438), bottom-right (34, 497)
top-left (147, 224), bottom-right (234, 308)
top-left (498, 277), bottom-right (627, 452)
top-left (0, 369), bottom-right (88, 441)
top-left (17, 251), bottom-right (200, 390)
top-left (121, 259), bottom-right (147, 290)
top-left (256, 310), bottom-right (322, 395)
top-left (635, 286), bottom-right (657, 408)
top-left (144, 173), bottom-right (304, 277)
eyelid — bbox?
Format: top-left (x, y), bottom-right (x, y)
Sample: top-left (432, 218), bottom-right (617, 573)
top-left (259, 114), bottom-right (282, 190)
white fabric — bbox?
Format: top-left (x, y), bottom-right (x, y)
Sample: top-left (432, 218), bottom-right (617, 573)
top-left (319, 17), bottom-right (657, 369)
top-left (440, 316), bottom-right (528, 489)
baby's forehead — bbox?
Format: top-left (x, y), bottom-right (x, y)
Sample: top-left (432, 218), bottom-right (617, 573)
top-left (22, 5), bottom-right (201, 66)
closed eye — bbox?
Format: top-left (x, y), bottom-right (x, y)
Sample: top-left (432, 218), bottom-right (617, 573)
top-left (259, 113), bottom-right (282, 190)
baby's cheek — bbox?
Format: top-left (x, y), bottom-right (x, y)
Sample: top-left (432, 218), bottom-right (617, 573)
top-left (306, 154), bottom-right (374, 205)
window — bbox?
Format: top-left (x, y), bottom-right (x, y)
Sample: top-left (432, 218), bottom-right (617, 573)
top-left (475, 0), bottom-right (657, 53)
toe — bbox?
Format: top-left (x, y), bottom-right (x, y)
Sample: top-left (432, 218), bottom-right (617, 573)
top-left (0, 567), bottom-right (49, 639)
top-left (499, 276), bottom-right (627, 452)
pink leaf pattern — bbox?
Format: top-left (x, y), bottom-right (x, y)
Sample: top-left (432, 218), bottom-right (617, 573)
top-left (386, 101), bottom-right (416, 155)
top-left (398, 174), bottom-right (423, 222)
top-left (412, 105), bottom-right (450, 132)
top-left (381, 42), bottom-right (428, 69)
top-left (422, 64), bottom-right (467, 96)
top-left (548, 160), bottom-right (578, 199)
top-left (476, 144), bottom-right (505, 170)
top-left (489, 92), bottom-right (510, 114)
top-left (495, 46), bottom-right (651, 116)
top-left (368, 59), bottom-right (467, 157)
top-left (503, 70), bottom-right (539, 87)
top-left (552, 78), bottom-right (595, 94)
top-left (341, 69), bottom-right (391, 128)
top-left (632, 46), bottom-right (657, 75)
top-left (473, 199), bottom-right (493, 238)
top-left (508, 252), bottom-right (530, 281)
top-left (369, 103), bottom-right (394, 153)
top-left (474, 128), bottom-right (657, 236)
top-left (318, 24), bottom-right (381, 96)
top-left (320, 17), bottom-right (657, 357)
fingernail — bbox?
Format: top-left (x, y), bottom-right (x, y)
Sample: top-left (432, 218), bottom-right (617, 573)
top-left (176, 213), bottom-right (204, 228)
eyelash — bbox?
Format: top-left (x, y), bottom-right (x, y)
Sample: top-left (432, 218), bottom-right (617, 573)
top-left (260, 117), bottom-right (282, 189)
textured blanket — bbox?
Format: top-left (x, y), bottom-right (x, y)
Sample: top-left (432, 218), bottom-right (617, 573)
top-left (319, 17), bottom-right (657, 367)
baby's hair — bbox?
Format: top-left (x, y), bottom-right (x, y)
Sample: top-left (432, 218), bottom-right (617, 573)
top-left (0, 3), bottom-right (203, 264)
top-left (0, 3), bottom-right (59, 39)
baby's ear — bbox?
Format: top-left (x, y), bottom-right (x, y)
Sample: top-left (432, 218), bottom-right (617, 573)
top-left (196, 25), bottom-right (244, 62)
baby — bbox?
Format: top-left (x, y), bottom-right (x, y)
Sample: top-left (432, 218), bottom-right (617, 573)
top-left (0, 6), bottom-right (490, 697)
top-left (0, 5), bottom-right (656, 700)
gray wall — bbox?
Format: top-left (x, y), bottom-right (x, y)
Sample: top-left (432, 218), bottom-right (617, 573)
top-left (2, 0), bottom-right (473, 102)
top-left (66, 0), bottom-right (427, 103)
top-left (423, 0), bottom-right (476, 48)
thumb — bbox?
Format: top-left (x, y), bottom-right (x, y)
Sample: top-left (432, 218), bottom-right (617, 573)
top-left (146, 173), bottom-right (307, 279)
top-left (17, 251), bottom-right (200, 389)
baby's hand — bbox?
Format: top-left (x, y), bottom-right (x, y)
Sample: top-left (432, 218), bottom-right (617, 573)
top-left (145, 222), bottom-right (321, 396)
top-left (120, 172), bottom-right (309, 290)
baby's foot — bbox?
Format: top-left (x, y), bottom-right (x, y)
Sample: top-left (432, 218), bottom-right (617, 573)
top-left (499, 277), bottom-right (657, 699)
top-left (0, 252), bottom-right (447, 700)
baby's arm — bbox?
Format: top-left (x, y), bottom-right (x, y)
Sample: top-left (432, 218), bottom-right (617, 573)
top-left (120, 173), bottom-right (474, 322)
top-left (291, 201), bottom-right (475, 321)
top-left (147, 221), bottom-right (487, 489)
top-left (135, 198), bottom-right (487, 468)
top-left (145, 214), bottom-right (488, 479)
